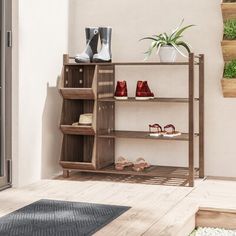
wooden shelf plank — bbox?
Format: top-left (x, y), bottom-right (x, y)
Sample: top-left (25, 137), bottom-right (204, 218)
top-left (66, 164), bottom-right (199, 179)
top-left (60, 125), bottom-right (95, 136)
top-left (97, 130), bottom-right (199, 141)
top-left (65, 62), bottom-right (200, 66)
top-left (60, 161), bottom-right (96, 170)
top-left (60, 88), bottom-right (95, 100)
top-left (98, 97), bottom-right (199, 103)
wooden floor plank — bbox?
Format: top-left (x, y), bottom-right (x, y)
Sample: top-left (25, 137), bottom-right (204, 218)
top-left (0, 177), bottom-right (236, 235)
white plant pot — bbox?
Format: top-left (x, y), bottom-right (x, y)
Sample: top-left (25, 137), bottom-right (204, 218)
top-left (159, 46), bottom-right (177, 62)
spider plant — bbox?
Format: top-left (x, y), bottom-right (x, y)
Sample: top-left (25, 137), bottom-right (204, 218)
top-left (141, 19), bottom-right (195, 58)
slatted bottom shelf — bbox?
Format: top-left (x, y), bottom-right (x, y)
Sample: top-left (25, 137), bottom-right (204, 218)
top-left (62, 165), bottom-right (199, 186)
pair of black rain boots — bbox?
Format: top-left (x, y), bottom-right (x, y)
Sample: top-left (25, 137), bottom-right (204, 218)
top-left (75, 27), bottom-right (112, 63)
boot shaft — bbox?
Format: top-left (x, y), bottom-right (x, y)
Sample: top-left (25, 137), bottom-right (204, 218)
top-left (92, 27), bottom-right (112, 62)
top-left (85, 27), bottom-right (99, 54)
top-left (99, 27), bottom-right (112, 44)
top-left (115, 81), bottom-right (128, 97)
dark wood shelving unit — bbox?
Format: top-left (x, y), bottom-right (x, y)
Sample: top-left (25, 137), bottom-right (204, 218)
top-left (60, 125), bottom-right (95, 136)
top-left (97, 130), bottom-right (197, 141)
top-left (98, 97), bottom-right (199, 103)
top-left (67, 165), bottom-right (200, 179)
top-left (58, 53), bottom-right (205, 187)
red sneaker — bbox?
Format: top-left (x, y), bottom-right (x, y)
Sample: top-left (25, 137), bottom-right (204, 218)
top-left (144, 81), bottom-right (154, 99)
top-left (114, 81), bottom-right (128, 100)
top-left (135, 81), bottom-right (154, 100)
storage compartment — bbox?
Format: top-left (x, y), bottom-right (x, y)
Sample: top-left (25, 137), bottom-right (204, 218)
top-left (60, 135), bottom-right (96, 170)
top-left (60, 99), bottom-right (95, 135)
top-left (60, 65), bottom-right (96, 99)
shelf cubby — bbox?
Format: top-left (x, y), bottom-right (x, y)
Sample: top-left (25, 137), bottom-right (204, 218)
top-left (60, 99), bottom-right (95, 135)
top-left (59, 60), bottom-right (96, 100)
top-left (60, 135), bottom-right (96, 171)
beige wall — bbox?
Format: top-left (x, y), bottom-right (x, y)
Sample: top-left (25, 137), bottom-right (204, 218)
top-left (12, 0), bottom-right (68, 186)
top-left (68, 0), bottom-right (236, 177)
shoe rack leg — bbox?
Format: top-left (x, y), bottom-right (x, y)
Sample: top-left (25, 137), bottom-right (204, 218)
top-left (189, 53), bottom-right (195, 187)
top-left (199, 54), bottom-right (205, 178)
top-left (63, 170), bottom-right (70, 178)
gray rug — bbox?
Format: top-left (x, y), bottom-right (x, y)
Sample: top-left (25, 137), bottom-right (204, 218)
top-left (0, 199), bottom-right (130, 236)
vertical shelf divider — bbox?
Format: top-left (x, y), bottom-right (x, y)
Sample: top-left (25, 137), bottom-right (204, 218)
top-left (199, 54), bottom-right (205, 178)
top-left (188, 53), bottom-right (195, 187)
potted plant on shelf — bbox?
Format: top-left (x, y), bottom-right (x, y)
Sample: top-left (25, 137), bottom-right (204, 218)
top-left (222, 19), bottom-right (236, 61)
top-left (222, 59), bottom-right (236, 97)
top-left (141, 20), bottom-right (194, 62)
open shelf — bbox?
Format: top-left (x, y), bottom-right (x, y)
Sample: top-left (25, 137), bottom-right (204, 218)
top-left (66, 164), bottom-right (199, 179)
top-left (64, 61), bottom-right (200, 66)
top-left (59, 64), bottom-right (96, 100)
top-left (60, 135), bottom-right (96, 170)
top-left (61, 99), bottom-right (94, 127)
top-left (98, 130), bottom-right (198, 141)
top-left (60, 125), bottom-right (95, 136)
top-left (98, 97), bottom-right (199, 103)
top-left (60, 88), bottom-right (95, 100)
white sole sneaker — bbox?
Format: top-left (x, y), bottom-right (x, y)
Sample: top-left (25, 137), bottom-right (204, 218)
top-left (135, 97), bottom-right (153, 100)
top-left (114, 96), bottom-right (128, 100)
top-left (149, 133), bottom-right (162, 137)
top-left (163, 132), bottom-right (182, 137)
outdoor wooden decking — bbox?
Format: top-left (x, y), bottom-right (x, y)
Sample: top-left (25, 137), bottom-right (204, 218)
top-left (0, 176), bottom-right (236, 235)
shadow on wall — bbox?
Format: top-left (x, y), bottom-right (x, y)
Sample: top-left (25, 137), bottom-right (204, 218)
top-left (41, 78), bottom-right (63, 179)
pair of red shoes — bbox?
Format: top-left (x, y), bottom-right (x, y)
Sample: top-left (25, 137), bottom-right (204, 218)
top-left (114, 81), bottom-right (154, 100)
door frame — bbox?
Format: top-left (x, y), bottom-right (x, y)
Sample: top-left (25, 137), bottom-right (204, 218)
top-left (0, 0), bottom-right (12, 190)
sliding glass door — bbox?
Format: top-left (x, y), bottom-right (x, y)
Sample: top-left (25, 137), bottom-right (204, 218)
top-left (0, 0), bottom-right (12, 190)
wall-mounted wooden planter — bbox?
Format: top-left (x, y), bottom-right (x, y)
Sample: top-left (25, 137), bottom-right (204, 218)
top-left (221, 78), bottom-right (236, 97)
top-left (221, 40), bottom-right (236, 61)
top-left (222, 3), bottom-right (236, 20)
top-left (177, 207), bottom-right (236, 236)
top-left (196, 208), bottom-right (236, 230)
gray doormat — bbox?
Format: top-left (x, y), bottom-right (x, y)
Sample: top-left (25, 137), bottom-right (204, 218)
top-left (0, 199), bottom-right (130, 236)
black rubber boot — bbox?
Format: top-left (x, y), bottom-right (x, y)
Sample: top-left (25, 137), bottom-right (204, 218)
top-left (93, 27), bottom-right (112, 62)
top-left (75, 27), bottom-right (99, 63)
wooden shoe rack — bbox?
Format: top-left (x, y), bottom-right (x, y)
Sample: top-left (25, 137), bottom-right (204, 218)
top-left (59, 53), bottom-right (205, 187)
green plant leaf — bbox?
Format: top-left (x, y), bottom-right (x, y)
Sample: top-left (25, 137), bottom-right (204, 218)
top-left (170, 19), bottom-right (184, 38)
top-left (174, 24), bottom-right (195, 39)
top-left (170, 43), bottom-right (188, 57)
top-left (140, 36), bottom-right (159, 42)
top-left (176, 41), bottom-right (191, 53)
top-left (224, 19), bottom-right (236, 40)
top-left (224, 59), bottom-right (236, 78)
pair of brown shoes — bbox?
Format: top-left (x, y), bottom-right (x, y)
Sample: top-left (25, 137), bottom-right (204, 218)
top-left (115, 157), bottom-right (150, 172)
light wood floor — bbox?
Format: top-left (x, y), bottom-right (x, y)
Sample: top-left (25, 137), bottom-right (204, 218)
top-left (0, 174), bottom-right (236, 236)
